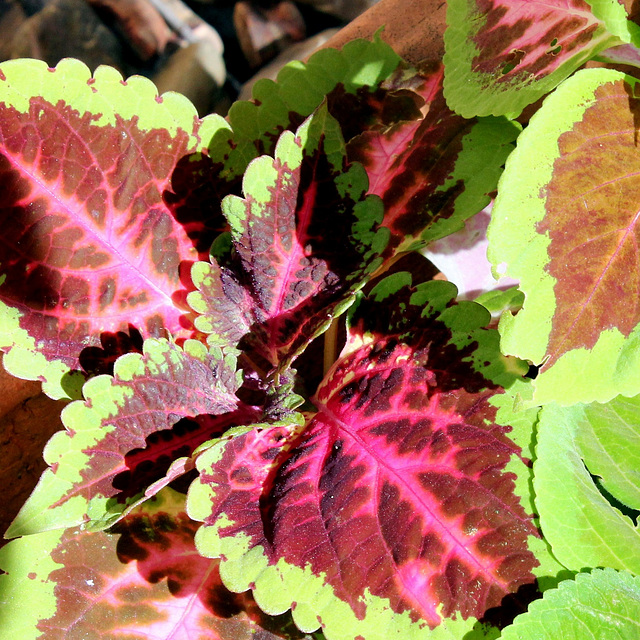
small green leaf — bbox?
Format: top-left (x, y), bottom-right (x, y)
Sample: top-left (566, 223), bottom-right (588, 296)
top-left (475, 286), bottom-right (524, 318)
top-left (534, 402), bottom-right (640, 574)
top-left (500, 569), bottom-right (640, 640)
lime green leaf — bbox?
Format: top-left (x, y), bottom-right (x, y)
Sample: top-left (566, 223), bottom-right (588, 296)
top-left (534, 402), bottom-right (640, 574)
top-left (475, 286), bottom-right (524, 319)
top-left (490, 384), bottom-right (568, 593)
top-left (0, 528), bottom-right (63, 639)
top-left (500, 569), bottom-right (640, 640)
top-left (574, 395), bottom-right (640, 511)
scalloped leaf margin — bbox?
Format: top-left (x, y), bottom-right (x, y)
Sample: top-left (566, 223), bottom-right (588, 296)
top-left (500, 568), bottom-right (640, 640)
top-left (488, 67), bottom-right (640, 405)
top-left (0, 58), bottom-right (231, 399)
top-left (189, 106), bottom-right (387, 370)
top-left (187, 278), bottom-right (544, 640)
top-left (0, 488), bottom-right (313, 640)
top-left (5, 338), bottom-right (243, 538)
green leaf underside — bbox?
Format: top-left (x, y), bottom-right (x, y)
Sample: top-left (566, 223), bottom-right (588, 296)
top-left (189, 107), bottom-right (387, 370)
top-left (0, 489), bottom-right (314, 640)
top-left (534, 402), bottom-right (640, 574)
top-left (347, 64), bottom-right (520, 254)
top-left (489, 68), bottom-right (640, 405)
top-left (0, 58), bottom-right (236, 397)
top-left (5, 339), bottom-right (256, 537)
top-left (500, 569), bottom-right (640, 640)
top-left (188, 276), bottom-right (541, 638)
top-left (475, 287), bottom-right (525, 319)
top-left (443, 0), bottom-right (627, 118)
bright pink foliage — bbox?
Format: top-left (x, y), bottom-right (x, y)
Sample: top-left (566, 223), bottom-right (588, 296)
top-left (197, 282), bottom-right (539, 628)
top-left (0, 97), bottom-right (199, 368)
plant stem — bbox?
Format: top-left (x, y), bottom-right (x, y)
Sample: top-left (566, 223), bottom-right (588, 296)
top-left (323, 317), bottom-right (339, 376)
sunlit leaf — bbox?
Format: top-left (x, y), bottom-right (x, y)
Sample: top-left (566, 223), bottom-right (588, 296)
top-left (5, 339), bottom-right (255, 537)
top-left (0, 58), bottom-right (233, 398)
top-left (443, 0), bottom-right (635, 117)
top-left (188, 275), bottom-right (544, 639)
top-left (0, 489), bottom-right (316, 639)
top-left (489, 68), bottom-right (640, 405)
top-left (500, 569), bottom-right (640, 640)
top-left (534, 401), bottom-right (640, 574)
top-left (574, 394), bottom-right (640, 510)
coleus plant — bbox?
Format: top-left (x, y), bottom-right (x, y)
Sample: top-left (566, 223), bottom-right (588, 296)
top-left (1, 0), bottom-right (640, 638)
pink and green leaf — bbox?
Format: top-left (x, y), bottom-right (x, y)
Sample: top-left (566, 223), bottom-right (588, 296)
top-left (187, 276), bottom-right (545, 638)
top-left (5, 339), bottom-right (255, 537)
top-left (443, 0), bottom-right (635, 118)
top-left (0, 488), bottom-right (316, 639)
top-left (595, 41), bottom-right (640, 68)
top-left (0, 58), bottom-right (235, 398)
top-left (488, 68), bottom-right (640, 405)
top-left (188, 106), bottom-right (388, 371)
top-left (348, 66), bottom-right (520, 254)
